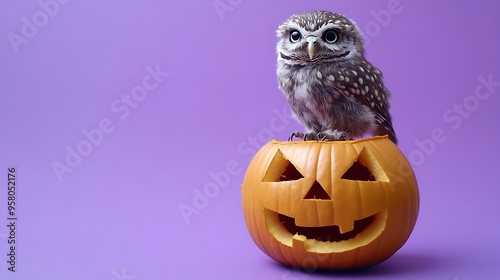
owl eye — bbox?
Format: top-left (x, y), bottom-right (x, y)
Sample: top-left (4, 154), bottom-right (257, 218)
top-left (289, 30), bottom-right (302, 43)
top-left (323, 29), bottom-right (339, 43)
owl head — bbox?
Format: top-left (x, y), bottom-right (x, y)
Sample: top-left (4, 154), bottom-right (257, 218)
top-left (276, 11), bottom-right (365, 66)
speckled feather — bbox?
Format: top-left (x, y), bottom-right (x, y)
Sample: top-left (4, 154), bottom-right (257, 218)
top-left (276, 11), bottom-right (397, 143)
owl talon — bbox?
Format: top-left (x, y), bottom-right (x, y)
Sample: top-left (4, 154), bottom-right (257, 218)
top-left (288, 131), bottom-right (303, 141)
top-left (336, 131), bottom-right (349, 141)
top-left (315, 131), bottom-right (349, 141)
top-left (288, 132), bottom-right (316, 141)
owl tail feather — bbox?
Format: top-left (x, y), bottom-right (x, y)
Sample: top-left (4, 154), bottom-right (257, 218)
top-left (376, 125), bottom-right (398, 145)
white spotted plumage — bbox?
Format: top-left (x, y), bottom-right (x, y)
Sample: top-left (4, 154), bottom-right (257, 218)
top-left (276, 11), bottom-right (397, 143)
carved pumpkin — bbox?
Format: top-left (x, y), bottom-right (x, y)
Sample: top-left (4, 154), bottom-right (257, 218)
top-left (241, 136), bottom-right (419, 270)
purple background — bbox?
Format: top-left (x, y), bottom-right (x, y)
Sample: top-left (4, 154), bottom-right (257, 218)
top-left (1, 0), bottom-right (499, 279)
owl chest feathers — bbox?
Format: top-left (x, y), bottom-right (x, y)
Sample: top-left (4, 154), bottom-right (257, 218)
top-left (277, 62), bottom-right (376, 136)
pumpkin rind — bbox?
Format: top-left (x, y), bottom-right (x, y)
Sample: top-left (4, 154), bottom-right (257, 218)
top-left (241, 136), bottom-right (419, 270)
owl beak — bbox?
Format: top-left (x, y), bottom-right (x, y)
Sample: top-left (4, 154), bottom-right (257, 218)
top-left (306, 36), bottom-right (317, 60)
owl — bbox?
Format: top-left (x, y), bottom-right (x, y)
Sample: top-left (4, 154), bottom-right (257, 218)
top-left (276, 11), bottom-right (398, 144)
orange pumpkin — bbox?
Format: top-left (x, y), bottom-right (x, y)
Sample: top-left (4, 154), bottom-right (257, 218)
top-left (241, 136), bottom-right (419, 270)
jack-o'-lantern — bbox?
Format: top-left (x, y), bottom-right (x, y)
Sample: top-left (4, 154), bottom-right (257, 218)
top-left (241, 136), bottom-right (419, 270)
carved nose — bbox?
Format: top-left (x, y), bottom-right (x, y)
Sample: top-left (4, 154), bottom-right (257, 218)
top-left (304, 180), bottom-right (331, 200)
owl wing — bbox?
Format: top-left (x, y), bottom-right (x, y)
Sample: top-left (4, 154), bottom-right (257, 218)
top-left (332, 61), bottom-right (397, 143)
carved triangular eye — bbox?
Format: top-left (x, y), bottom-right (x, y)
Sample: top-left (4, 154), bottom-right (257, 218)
top-left (342, 161), bottom-right (375, 181)
top-left (262, 149), bottom-right (304, 182)
top-left (341, 147), bottom-right (389, 182)
top-left (304, 180), bottom-right (332, 200)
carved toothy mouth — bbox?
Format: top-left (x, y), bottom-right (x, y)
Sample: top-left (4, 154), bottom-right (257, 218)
top-left (264, 208), bottom-right (387, 253)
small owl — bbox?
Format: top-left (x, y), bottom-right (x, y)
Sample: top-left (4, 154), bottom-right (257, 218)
top-left (276, 11), bottom-right (397, 144)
